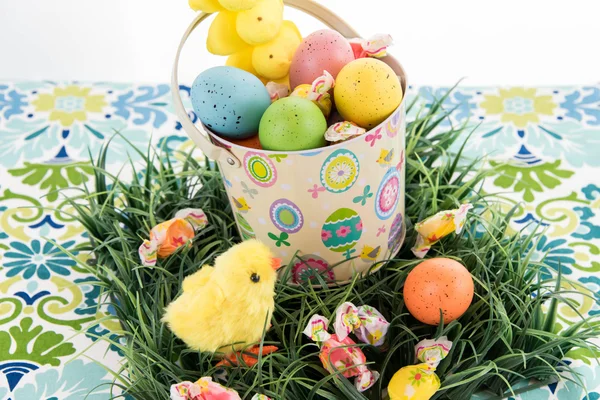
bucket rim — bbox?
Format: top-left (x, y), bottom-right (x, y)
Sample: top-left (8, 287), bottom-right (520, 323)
top-left (208, 101), bottom-right (405, 156)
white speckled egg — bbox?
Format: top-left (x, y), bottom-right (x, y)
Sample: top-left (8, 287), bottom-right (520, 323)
top-left (191, 66), bottom-right (271, 139)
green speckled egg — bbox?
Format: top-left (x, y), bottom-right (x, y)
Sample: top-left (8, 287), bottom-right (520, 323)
top-left (334, 58), bottom-right (403, 129)
top-left (258, 97), bottom-right (327, 151)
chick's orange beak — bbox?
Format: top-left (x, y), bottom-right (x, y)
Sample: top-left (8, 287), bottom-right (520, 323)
top-left (271, 257), bottom-right (282, 271)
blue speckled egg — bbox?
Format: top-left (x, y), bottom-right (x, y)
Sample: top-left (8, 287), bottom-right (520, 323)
top-left (190, 66), bottom-right (271, 139)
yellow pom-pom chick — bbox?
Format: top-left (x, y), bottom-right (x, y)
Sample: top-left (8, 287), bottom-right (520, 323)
top-left (226, 48), bottom-right (267, 83)
top-left (252, 21), bottom-right (302, 80)
top-left (207, 10), bottom-right (249, 56)
top-left (227, 49), bottom-right (291, 88)
top-left (218, 0), bottom-right (259, 11)
top-left (163, 240), bottom-right (282, 366)
top-left (189, 0), bottom-right (223, 13)
top-left (236, 0), bottom-right (283, 45)
top-left (190, 0), bottom-right (300, 82)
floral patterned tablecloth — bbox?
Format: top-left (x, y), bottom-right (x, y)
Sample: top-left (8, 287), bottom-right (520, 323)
top-left (0, 82), bottom-right (598, 400)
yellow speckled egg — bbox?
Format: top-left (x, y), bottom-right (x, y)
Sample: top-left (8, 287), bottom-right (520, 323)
top-left (334, 58), bottom-right (403, 129)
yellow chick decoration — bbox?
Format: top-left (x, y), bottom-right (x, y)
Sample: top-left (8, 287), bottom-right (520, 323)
top-left (232, 196), bottom-right (251, 213)
top-left (251, 21), bottom-right (302, 80)
top-left (360, 245), bottom-right (381, 261)
top-left (189, 0), bottom-right (223, 13)
top-left (376, 148), bottom-right (394, 167)
top-left (163, 240), bottom-right (282, 367)
top-left (207, 10), bottom-right (249, 55)
top-left (388, 337), bottom-right (452, 400)
top-left (189, 0), bottom-right (300, 89)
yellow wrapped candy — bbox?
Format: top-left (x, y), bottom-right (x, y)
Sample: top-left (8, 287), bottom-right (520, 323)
top-left (388, 337), bottom-right (452, 400)
top-left (290, 70), bottom-right (334, 118)
top-left (411, 204), bottom-right (473, 258)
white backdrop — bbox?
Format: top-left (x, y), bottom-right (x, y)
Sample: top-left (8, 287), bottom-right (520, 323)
top-left (0, 0), bottom-right (599, 86)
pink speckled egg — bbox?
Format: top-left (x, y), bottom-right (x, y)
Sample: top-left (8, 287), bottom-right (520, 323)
top-left (289, 29), bottom-right (354, 90)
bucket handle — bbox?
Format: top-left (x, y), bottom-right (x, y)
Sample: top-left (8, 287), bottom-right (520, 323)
top-left (171, 0), bottom-right (360, 168)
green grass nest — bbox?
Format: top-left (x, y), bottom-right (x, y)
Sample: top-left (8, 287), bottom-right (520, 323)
top-left (66, 92), bottom-right (600, 400)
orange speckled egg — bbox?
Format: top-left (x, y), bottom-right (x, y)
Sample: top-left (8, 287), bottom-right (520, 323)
top-left (227, 134), bottom-right (262, 149)
top-left (403, 258), bottom-right (474, 325)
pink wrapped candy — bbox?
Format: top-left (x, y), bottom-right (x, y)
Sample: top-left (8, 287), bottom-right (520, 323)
top-left (319, 334), bottom-right (379, 392)
top-left (349, 34), bottom-right (394, 59)
top-left (303, 314), bottom-right (380, 392)
top-left (170, 378), bottom-right (271, 400)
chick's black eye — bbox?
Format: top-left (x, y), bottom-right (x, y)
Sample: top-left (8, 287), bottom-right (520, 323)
top-left (250, 273), bottom-right (260, 283)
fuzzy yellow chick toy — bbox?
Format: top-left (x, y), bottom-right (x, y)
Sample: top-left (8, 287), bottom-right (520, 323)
top-left (189, 0), bottom-right (301, 88)
top-left (163, 240), bottom-right (282, 366)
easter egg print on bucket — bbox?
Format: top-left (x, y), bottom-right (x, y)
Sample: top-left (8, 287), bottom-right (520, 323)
top-left (291, 254), bottom-right (334, 284)
top-left (388, 213), bottom-right (404, 255)
top-left (375, 167), bottom-right (400, 220)
top-left (321, 208), bottom-right (363, 253)
top-left (320, 149), bottom-right (360, 193)
top-left (244, 151), bottom-right (277, 187)
top-left (237, 213), bottom-right (256, 240)
top-left (270, 199), bottom-right (304, 234)
top-left (386, 111), bottom-right (400, 138)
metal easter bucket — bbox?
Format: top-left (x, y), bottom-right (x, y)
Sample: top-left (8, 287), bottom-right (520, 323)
top-left (172, 0), bottom-right (407, 284)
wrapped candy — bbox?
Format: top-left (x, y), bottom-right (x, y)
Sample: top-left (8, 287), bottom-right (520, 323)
top-left (387, 337), bottom-right (453, 400)
top-left (170, 378), bottom-right (271, 400)
top-left (303, 314), bottom-right (332, 342)
top-left (324, 121), bottom-right (366, 143)
top-left (334, 302), bottom-right (390, 346)
top-left (319, 334), bottom-right (380, 392)
top-left (411, 204), bottom-right (473, 258)
top-left (290, 70), bottom-right (335, 117)
top-left (139, 208), bottom-right (208, 266)
top-left (303, 313), bottom-right (380, 392)
top-left (266, 81), bottom-right (289, 102)
top-left (349, 34), bottom-right (394, 59)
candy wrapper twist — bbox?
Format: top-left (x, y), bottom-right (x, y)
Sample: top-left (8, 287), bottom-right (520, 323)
top-left (290, 70), bottom-right (335, 117)
top-left (139, 208), bottom-right (208, 266)
top-left (334, 302), bottom-right (390, 346)
top-left (170, 377), bottom-right (271, 400)
top-left (266, 81), bottom-right (289, 102)
top-left (388, 337), bottom-right (453, 400)
top-left (411, 204), bottom-right (473, 258)
top-left (303, 302), bottom-right (389, 392)
top-left (324, 121), bottom-right (366, 143)
top-left (350, 34), bottom-right (394, 59)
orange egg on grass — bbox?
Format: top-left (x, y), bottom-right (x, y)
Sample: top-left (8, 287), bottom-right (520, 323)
top-left (403, 258), bottom-right (474, 325)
